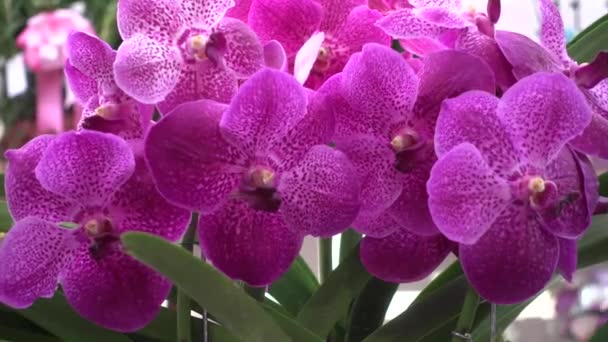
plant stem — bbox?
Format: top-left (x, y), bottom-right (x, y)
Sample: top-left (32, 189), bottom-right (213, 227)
top-left (319, 237), bottom-right (333, 283)
top-left (339, 229), bottom-right (361, 262)
top-left (490, 303), bottom-right (497, 342)
top-left (451, 285), bottom-right (479, 342)
top-left (177, 213), bottom-right (198, 342)
top-left (243, 285), bottom-right (266, 303)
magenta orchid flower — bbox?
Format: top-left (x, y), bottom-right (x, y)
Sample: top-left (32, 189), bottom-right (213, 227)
top-left (317, 43), bottom-right (494, 281)
top-left (495, 0), bottom-right (608, 159)
top-left (226, 0), bottom-right (253, 22)
top-left (0, 131), bottom-right (190, 331)
top-left (248, 0), bottom-right (390, 89)
top-left (145, 68), bottom-right (360, 285)
top-left (65, 32), bottom-right (154, 140)
top-left (428, 72), bottom-right (598, 303)
top-left (368, 0), bottom-right (412, 13)
top-left (113, 0), bottom-right (268, 114)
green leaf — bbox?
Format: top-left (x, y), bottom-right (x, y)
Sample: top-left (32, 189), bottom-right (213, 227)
top-left (345, 278), bottom-right (398, 342)
top-left (340, 229), bottom-right (362, 262)
top-left (268, 256), bottom-right (319, 316)
top-left (568, 14), bottom-right (608, 63)
top-left (599, 172), bottom-right (608, 197)
top-left (121, 232), bottom-right (291, 342)
top-left (0, 200), bottom-right (13, 233)
top-left (0, 306), bottom-right (59, 341)
top-left (414, 262), bottom-right (463, 302)
top-left (263, 304), bottom-right (324, 342)
top-left (297, 246), bottom-right (372, 338)
top-left (590, 322), bottom-right (608, 342)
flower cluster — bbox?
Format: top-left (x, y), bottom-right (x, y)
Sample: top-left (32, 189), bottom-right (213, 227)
top-left (0, 0), bottom-right (605, 332)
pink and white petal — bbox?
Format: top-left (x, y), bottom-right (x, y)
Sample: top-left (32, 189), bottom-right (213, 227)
top-left (353, 211), bottom-right (401, 238)
top-left (64, 60), bottom-right (98, 104)
top-left (226, 0), bottom-right (253, 22)
top-left (337, 135), bottom-right (403, 219)
top-left (180, 0), bottom-right (235, 29)
top-left (295, 32), bottom-right (325, 85)
top-left (376, 8), bottom-right (449, 40)
top-left (199, 200), bottom-right (304, 286)
top-left (399, 37), bottom-right (448, 56)
top-left (213, 18), bottom-right (265, 78)
top-left (35, 131), bottom-right (135, 206)
top-left (435, 91), bottom-right (518, 176)
top-left (220, 69), bottom-right (308, 156)
top-left (157, 61), bottom-right (238, 115)
top-left (0, 217), bottom-right (76, 308)
top-left (342, 43), bottom-right (418, 129)
top-left (574, 52), bottom-right (608, 89)
top-left (412, 50), bottom-right (495, 138)
top-left (60, 245), bottom-right (171, 332)
top-left (114, 35), bottom-right (183, 104)
top-left (497, 72), bottom-right (592, 168)
top-left (145, 100), bottom-right (248, 213)
top-left (66, 32), bottom-right (116, 86)
top-left (109, 155), bottom-right (190, 241)
top-left (558, 238), bottom-right (577, 282)
top-left (427, 143), bottom-right (511, 245)
top-left (460, 205), bottom-right (559, 304)
top-left (361, 226), bottom-right (452, 283)
top-left (318, 0), bottom-right (365, 33)
top-left (278, 145), bottom-right (360, 237)
top-left (538, 0), bottom-right (570, 65)
top-left (5, 136), bottom-right (79, 222)
top-left (264, 40), bottom-right (288, 71)
top-left (495, 30), bottom-right (562, 80)
top-left (409, 0), bottom-right (460, 8)
top-left (413, 6), bottom-right (471, 28)
top-left (117, 0), bottom-right (184, 42)
top-left (248, 0), bottom-right (322, 55)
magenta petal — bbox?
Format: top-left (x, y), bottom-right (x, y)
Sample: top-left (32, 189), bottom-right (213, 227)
top-left (376, 8), bottom-right (448, 40)
top-left (35, 131), bottom-right (135, 206)
top-left (538, 0), bottom-right (569, 65)
top-left (495, 30), bottom-right (561, 80)
top-left (248, 0), bottom-right (322, 55)
top-left (409, 0), bottom-right (460, 8)
top-left (5, 136), bottom-right (78, 222)
top-left (558, 238), bottom-right (577, 282)
top-left (435, 90), bottom-right (518, 177)
top-left (414, 6), bottom-right (471, 28)
top-left (497, 72), bottom-right (592, 168)
top-left (574, 52), bottom-right (608, 89)
top-left (427, 143), bottom-right (511, 245)
top-left (295, 32), bottom-right (325, 85)
top-left (60, 245), bottom-right (170, 332)
top-left (180, 0), bottom-right (235, 29)
top-left (157, 61), bottom-right (238, 115)
top-left (213, 18), bottom-right (264, 78)
top-left (64, 60), bottom-right (97, 105)
top-left (278, 145), bottom-right (360, 237)
top-left (220, 69), bottom-right (307, 156)
top-left (460, 205), bottom-right (559, 304)
top-left (145, 100), bottom-right (248, 213)
top-left (487, 0), bottom-right (501, 23)
top-left (117, 0), bottom-right (184, 42)
top-left (67, 32), bottom-right (116, 87)
top-left (318, 0), bottom-right (364, 33)
top-left (199, 200), bottom-right (304, 286)
top-left (226, 0), bottom-right (253, 22)
top-left (114, 35), bottom-right (182, 104)
top-left (571, 108), bottom-right (608, 161)
top-left (360, 225), bottom-right (452, 283)
top-left (263, 40), bottom-right (288, 71)
top-left (0, 217), bottom-right (76, 308)
top-left (353, 211), bottom-right (401, 238)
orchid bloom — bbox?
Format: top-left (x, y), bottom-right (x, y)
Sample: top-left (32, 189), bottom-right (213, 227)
top-left (113, 0), bottom-right (271, 114)
top-left (16, 9), bottom-right (94, 134)
top-left (0, 131), bottom-right (190, 331)
top-left (65, 32), bottom-right (154, 140)
top-left (428, 72), bottom-right (598, 303)
top-left (495, 0), bottom-right (608, 159)
top-left (248, 0), bottom-right (390, 89)
top-left (145, 69), bottom-right (360, 285)
top-left (367, 0), bottom-right (412, 13)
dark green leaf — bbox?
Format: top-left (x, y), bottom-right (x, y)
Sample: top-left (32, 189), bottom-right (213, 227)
top-left (598, 172), bottom-right (608, 197)
top-left (340, 229), bottom-right (362, 262)
top-left (269, 256), bottom-right (319, 316)
top-left (263, 303), bottom-right (324, 342)
top-left (415, 261), bottom-right (463, 303)
top-left (0, 200), bottom-right (13, 233)
top-left (121, 232), bottom-right (291, 342)
top-left (297, 245), bottom-right (372, 338)
top-left (590, 322), bottom-right (608, 342)
top-left (345, 278), bottom-right (398, 342)
top-left (568, 14), bottom-right (608, 62)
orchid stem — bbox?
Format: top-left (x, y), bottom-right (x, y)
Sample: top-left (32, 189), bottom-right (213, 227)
top-left (451, 285), bottom-right (479, 342)
top-left (339, 229), bottom-right (361, 262)
top-left (490, 303), bottom-right (497, 342)
top-left (319, 237), bottom-right (332, 283)
top-left (177, 213), bottom-right (198, 342)
top-left (243, 285), bottom-right (266, 303)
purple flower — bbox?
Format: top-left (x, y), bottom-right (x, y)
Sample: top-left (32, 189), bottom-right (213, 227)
top-left (65, 32), bottom-right (154, 140)
top-left (427, 72), bottom-right (598, 303)
top-left (317, 43), bottom-right (494, 281)
top-left (0, 131), bottom-right (190, 331)
top-left (113, 0), bottom-right (268, 114)
top-left (248, 0), bottom-right (390, 88)
top-left (144, 68), bottom-right (360, 285)
top-left (495, 0), bottom-right (608, 159)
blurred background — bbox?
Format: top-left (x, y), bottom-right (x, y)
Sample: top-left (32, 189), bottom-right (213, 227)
top-left (0, 0), bottom-right (607, 341)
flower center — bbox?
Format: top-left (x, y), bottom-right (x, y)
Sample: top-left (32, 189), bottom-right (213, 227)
top-left (248, 167), bottom-right (276, 189)
top-left (94, 103), bottom-right (119, 119)
top-left (236, 166), bottom-right (281, 212)
top-left (528, 176), bottom-right (546, 194)
top-left (84, 217), bottom-right (113, 237)
top-left (390, 132), bottom-right (417, 153)
top-left (390, 128), bottom-right (431, 173)
top-left (188, 34), bottom-right (208, 60)
top-left (312, 46), bottom-right (332, 73)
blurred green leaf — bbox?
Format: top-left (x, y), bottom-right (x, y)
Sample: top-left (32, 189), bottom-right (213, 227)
top-left (599, 172), bottom-right (608, 197)
top-left (0, 200), bottom-right (12, 233)
top-left (345, 278), bottom-right (398, 342)
top-left (263, 303), bottom-right (323, 342)
top-left (590, 322), bottom-right (608, 342)
top-left (269, 256), bottom-right (319, 316)
top-left (568, 14), bottom-right (608, 62)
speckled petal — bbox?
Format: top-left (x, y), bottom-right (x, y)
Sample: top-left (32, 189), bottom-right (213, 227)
top-left (248, 0), bottom-right (322, 55)
top-left (571, 105), bottom-right (608, 160)
top-left (145, 100), bottom-right (248, 212)
top-left (114, 35), bottom-right (182, 104)
top-left (558, 238), bottom-right (577, 282)
top-left (278, 145), bottom-right (360, 237)
top-left (574, 52), bottom-right (608, 89)
top-left (35, 131), bottom-right (135, 206)
top-left (180, 0), bottom-right (235, 29)
top-left (497, 72), bottom-right (592, 168)
top-left (199, 199), bottom-right (304, 286)
top-left (318, 0), bottom-right (364, 33)
top-left (414, 6), bottom-right (471, 28)
top-left (435, 90), bottom-right (518, 177)
top-left (263, 40), bottom-right (288, 71)
top-left (361, 225), bottom-right (452, 283)
top-left (495, 30), bottom-right (561, 80)
top-left (220, 69), bottom-right (308, 156)
top-left (226, 0), bottom-right (253, 22)
top-left (117, 0), bottom-right (184, 42)
top-left (213, 18), bottom-right (264, 78)
top-left (409, 0), bottom-right (460, 8)
top-left (66, 32), bottom-right (116, 88)
top-left (353, 211), bottom-right (401, 238)
top-left (5, 136), bottom-right (79, 222)
top-left (0, 217), bottom-right (76, 308)
top-left (157, 61), bottom-right (238, 115)
top-left (460, 205), bottom-right (559, 304)
top-left (60, 245), bottom-right (170, 332)
top-left (538, 0), bottom-right (569, 65)
top-left (294, 32), bottom-right (325, 85)
top-left (65, 61), bottom-right (97, 105)
top-left (376, 8), bottom-right (449, 40)
top-left (427, 143), bottom-right (511, 245)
